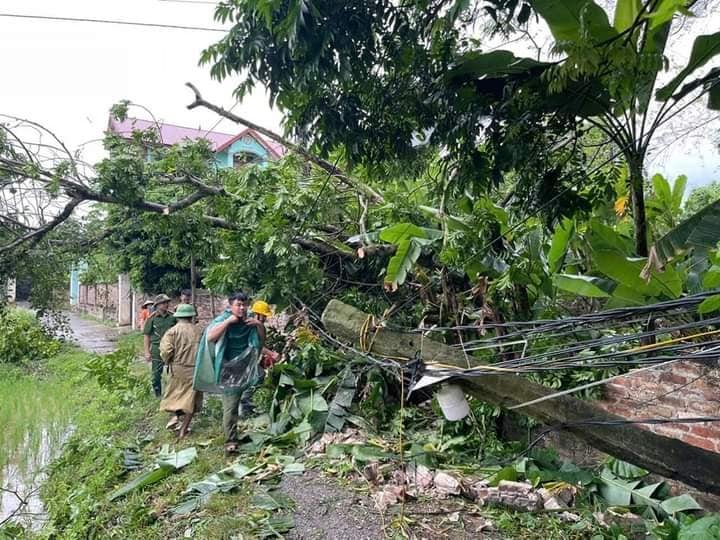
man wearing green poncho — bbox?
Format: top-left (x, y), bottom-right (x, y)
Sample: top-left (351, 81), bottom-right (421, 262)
top-left (193, 291), bottom-right (265, 453)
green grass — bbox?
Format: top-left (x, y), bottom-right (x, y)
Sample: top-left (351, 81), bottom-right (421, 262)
top-left (33, 346), bottom-right (259, 539)
top-left (0, 364), bottom-right (73, 478)
top-left (116, 330), bottom-right (143, 352)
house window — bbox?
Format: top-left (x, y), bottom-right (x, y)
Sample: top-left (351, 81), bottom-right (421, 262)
top-left (233, 151), bottom-right (262, 168)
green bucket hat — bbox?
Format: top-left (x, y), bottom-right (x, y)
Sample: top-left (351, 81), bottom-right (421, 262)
top-left (174, 303), bottom-right (196, 318)
top-left (153, 294), bottom-right (171, 306)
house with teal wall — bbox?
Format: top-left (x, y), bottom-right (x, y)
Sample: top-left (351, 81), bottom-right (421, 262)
top-left (108, 116), bottom-right (285, 168)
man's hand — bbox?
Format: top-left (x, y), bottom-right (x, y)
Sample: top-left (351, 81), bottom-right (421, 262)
top-left (246, 318), bottom-right (263, 328)
top-left (144, 352), bottom-right (151, 363)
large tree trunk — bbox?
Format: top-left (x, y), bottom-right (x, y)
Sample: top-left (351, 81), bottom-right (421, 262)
top-left (628, 156), bottom-right (648, 256)
top-left (321, 299), bottom-right (720, 496)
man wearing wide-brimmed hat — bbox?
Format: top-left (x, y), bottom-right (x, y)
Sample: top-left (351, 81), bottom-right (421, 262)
top-left (143, 293), bottom-right (176, 397)
top-left (137, 299), bottom-right (154, 329)
top-left (159, 303), bottom-right (202, 437)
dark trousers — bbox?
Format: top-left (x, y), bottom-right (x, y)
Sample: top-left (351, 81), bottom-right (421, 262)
top-left (222, 370), bottom-right (265, 443)
top-left (151, 358), bottom-right (163, 397)
top-left (222, 392), bottom-right (242, 443)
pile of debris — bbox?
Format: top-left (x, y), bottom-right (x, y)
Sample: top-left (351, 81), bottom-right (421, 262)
top-left (367, 462), bottom-right (578, 521)
top-left (307, 431), bottom-right (580, 519)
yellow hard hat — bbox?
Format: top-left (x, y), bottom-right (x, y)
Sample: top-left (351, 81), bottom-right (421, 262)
top-left (251, 300), bottom-right (273, 318)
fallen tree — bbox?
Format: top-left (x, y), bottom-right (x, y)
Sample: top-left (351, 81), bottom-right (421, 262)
top-left (321, 299), bottom-right (720, 496)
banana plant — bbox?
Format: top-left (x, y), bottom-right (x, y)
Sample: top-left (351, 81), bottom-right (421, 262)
top-left (553, 219), bottom-right (684, 307)
top-left (528, 0), bottom-right (720, 256)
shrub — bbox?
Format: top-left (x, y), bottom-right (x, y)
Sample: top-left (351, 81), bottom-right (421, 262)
top-left (82, 346), bottom-right (145, 404)
top-left (0, 308), bottom-right (61, 364)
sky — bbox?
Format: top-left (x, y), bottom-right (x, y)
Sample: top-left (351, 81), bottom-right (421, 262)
top-left (0, 0), bottom-right (283, 167)
top-left (1, 1), bottom-right (718, 194)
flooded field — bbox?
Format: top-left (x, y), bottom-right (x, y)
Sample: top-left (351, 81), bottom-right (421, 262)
top-left (0, 369), bottom-right (73, 528)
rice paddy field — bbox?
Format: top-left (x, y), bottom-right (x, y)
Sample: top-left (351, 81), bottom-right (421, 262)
top-left (0, 361), bottom-right (75, 527)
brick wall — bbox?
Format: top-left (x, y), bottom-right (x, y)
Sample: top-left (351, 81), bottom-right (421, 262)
top-left (77, 283), bottom-right (118, 321)
top-left (134, 289), bottom-right (226, 330)
top-left (596, 360), bottom-right (720, 453)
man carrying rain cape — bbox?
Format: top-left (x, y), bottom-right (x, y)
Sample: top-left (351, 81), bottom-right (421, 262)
top-left (193, 291), bottom-right (266, 453)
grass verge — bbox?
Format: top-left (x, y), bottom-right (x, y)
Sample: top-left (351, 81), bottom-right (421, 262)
top-left (22, 345), bottom-right (258, 539)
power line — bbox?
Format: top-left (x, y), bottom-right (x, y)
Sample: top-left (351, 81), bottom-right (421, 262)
top-left (158, 0), bottom-right (218, 5)
top-left (0, 12), bottom-right (227, 32)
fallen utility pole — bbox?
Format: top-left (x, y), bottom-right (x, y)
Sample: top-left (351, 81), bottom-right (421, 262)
top-left (321, 299), bottom-right (720, 496)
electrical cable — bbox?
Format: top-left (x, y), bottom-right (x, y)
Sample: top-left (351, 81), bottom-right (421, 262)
top-left (0, 12), bottom-right (227, 32)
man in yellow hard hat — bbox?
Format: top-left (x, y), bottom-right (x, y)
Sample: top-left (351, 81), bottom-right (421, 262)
top-left (239, 300), bottom-right (274, 418)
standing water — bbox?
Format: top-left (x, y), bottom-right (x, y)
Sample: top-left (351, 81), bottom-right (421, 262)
top-left (0, 370), bottom-right (74, 528)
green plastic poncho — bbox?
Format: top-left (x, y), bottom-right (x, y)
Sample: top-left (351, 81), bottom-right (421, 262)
top-left (193, 310), bottom-right (262, 395)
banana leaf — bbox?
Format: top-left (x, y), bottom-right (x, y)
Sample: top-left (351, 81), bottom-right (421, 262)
top-left (108, 446), bottom-right (197, 501)
top-left (529, 0), bottom-right (617, 43)
top-left (108, 465), bottom-right (173, 501)
top-left (324, 366), bottom-right (357, 433)
top-left (652, 199), bottom-right (720, 265)
top-left (554, 274), bottom-right (611, 298)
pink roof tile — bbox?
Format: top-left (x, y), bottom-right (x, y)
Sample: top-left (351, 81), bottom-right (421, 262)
top-left (107, 117), bottom-right (287, 157)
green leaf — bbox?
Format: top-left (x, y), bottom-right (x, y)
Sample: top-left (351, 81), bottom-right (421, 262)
top-left (678, 514), bottom-right (720, 539)
top-left (384, 238), bottom-right (423, 290)
top-left (326, 444), bottom-right (352, 458)
top-left (645, 0), bottom-right (688, 30)
top-left (350, 445), bottom-right (392, 462)
top-left (659, 494), bottom-right (703, 515)
top-left (324, 366), bottom-right (357, 433)
top-left (548, 218), bottom-right (575, 273)
top-left (418, 205), bottom-right (473, 233)
top-left (657, 31), bottom-right (720, 101)
top-left (108, 466), bottom-right (172, 501)
top-left (298, 393), bottom-right (328, 416)
top-left (257, 515), bottom-right (295, 537)
top-left (638, 15), bottom-right (672, 112)
top-left (598, 468), bottom-right (643, 506)
top-left (488, 466), bottom-right (518, 487)
top-left (606, 283), bottom-right (651, 308)
top-left (698, 294), bottom-right (720, 314)
top-left (653, 199), bottom-right (720, 265)
top-left (529, 0), bottom-right (617, 43)
top-left (109, 446), bottom-right (198, 501)
top-left (447, 50), bottom-right (548, 80)
top-left (613, 0), bottom-right (641, 32)
top-left (554, 274), bottom-right (611, 298)
top-left (156, 446), bottom-right (198, 469)
top-left (702, 266), bottom-right (720, 289)
top-left (709, 83), bottom-right (720, 110)
top-left (652, 173), bottom-right (672, 207)
top-left (607, 458), bottom-right (649, 479)
top-left (252, 490), bottom-right (295, 511)
top-left (672, 175), bottom-right (688, 209)
top-left (379, 223), bottom-right (428, 244)
top-left (282, 462), bottom-right (305, 475)
top-left (594, 250), bottom-right (682, 298)
top-left (586, 220), bottom-right (632, 254)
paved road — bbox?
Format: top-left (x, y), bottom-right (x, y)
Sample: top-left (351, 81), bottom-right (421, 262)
top-left (65, 311), bottom-right (122, 354)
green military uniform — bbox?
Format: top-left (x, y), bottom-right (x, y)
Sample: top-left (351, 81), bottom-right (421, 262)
top-left (143, 312), bottom-right (176, 397)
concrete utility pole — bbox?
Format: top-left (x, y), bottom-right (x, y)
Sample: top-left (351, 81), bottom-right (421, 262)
top-left (321, 299), bottom-right (720, 496)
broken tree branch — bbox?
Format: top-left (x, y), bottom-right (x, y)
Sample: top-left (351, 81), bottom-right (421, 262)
top-left (185, 82), bottom-right (385, 204)
top-left (0, 197), bottom-right (81, 254)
